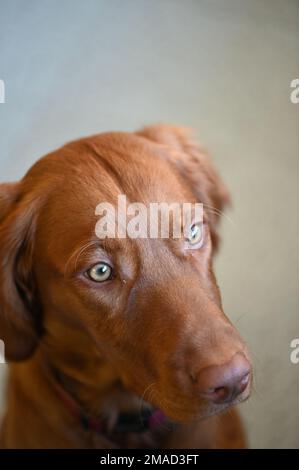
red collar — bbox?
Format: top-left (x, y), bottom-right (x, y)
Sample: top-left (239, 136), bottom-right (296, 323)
top-left (52, 371), bottom-right (166, 435)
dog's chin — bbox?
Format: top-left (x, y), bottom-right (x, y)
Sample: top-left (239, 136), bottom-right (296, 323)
top-left (155, 403), bottom-right (224, 424)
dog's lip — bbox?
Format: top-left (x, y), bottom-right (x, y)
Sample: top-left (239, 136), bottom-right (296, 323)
top-left (152, 380), bottom-right (252, 424)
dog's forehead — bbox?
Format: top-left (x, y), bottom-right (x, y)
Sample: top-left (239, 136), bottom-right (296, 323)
top-left (80, 133), bottom-right (195, 198)
top-left (33, 133), bottom-right (195, 264)
top-left (38, 132), bottom-right (195, 212)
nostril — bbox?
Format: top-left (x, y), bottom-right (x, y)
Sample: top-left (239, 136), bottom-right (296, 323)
top-left (212, 386), bottom-right (230, 402)
top-left (193, 353), bottom-right (251, 405)
top-left (238, 371), bottom-right (250, 393)
top-left (200, 385), bottom-right (232, 404)
top-left (241, 371), bottom-right (250, 384)
top-left (201, 371), bottom-right (250, 404)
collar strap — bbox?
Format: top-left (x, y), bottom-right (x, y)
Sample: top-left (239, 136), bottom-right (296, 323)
top-left (52, 373), bottom-right (165, 434)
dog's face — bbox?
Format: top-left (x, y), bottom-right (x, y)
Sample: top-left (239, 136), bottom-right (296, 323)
top-left (0, 126), bottom-right (252, 421)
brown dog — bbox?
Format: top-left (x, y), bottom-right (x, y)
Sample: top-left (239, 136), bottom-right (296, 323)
top-left (0, 125), bottom-right (251, 448)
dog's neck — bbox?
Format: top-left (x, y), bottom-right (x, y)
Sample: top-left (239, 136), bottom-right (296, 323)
top-left (3, 341), bottom-right (168, 448)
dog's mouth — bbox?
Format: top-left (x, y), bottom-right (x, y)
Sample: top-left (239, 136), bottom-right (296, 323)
top-left (139, 377), bottom-right (252, 425)
top-left (112, 346), bottom-right (253, 428)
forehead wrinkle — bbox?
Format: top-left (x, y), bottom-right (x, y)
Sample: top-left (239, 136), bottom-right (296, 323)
top-left (79, 134), bottom-right (202, 210)
top-left (85, 136), bottom-right (189, 204)
top-left (85, 140), bottom-right (127, 197)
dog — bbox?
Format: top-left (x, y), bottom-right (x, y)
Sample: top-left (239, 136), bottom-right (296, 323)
top-left (0, 125), bottom-right (252, 448)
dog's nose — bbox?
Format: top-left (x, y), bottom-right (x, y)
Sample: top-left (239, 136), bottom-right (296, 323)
top-left (194, 353), bottom-right (251, 404)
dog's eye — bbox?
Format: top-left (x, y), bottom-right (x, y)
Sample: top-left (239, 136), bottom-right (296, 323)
top-left (87, 263), bottom-right (113, 282)
top-left (188, 223), bottom-right (203, 246)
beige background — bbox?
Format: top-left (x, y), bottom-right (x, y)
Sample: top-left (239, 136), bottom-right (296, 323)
top-left (0, 0), bottom-right (298, 448)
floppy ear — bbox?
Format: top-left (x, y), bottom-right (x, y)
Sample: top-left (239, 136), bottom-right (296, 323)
top-left (0, 182), bottom-right (42, 361)
top-left (136, 124), bottom-right (230, 248)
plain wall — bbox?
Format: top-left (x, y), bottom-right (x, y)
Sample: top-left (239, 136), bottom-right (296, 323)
top-left (0, 0), bottom-right (298, 448)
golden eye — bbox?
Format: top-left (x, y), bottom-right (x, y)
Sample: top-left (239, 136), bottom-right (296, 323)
top-left (87, 263), bottom-right (112, 282)
top-left (188, 223), bottom-right (203, 246)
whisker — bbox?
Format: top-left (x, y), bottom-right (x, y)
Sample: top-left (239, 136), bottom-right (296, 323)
top-left (203, 204), bottom-right (235, 227)
top-left (234, 312), bottom-right (248, 324)
top-left (138, 382), bottom-right (156, 420)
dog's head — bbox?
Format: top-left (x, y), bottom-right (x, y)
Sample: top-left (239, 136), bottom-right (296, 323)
top-left (0, 125), bottom-right (251, 421)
